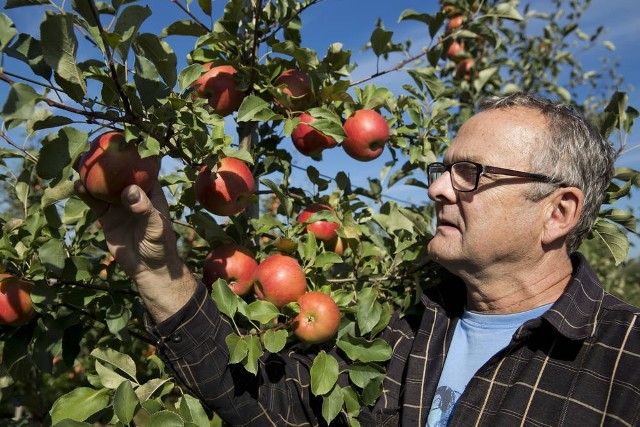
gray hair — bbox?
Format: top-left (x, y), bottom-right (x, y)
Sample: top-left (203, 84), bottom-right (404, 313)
top-left (478, 92), bottom-right (615, 253)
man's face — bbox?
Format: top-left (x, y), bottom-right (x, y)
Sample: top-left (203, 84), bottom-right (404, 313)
top-left (426, 107), bottom-right (550, 276)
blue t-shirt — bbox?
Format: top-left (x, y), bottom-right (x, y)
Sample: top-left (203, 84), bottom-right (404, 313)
top-left (426, 303), bottom-right (552, 427)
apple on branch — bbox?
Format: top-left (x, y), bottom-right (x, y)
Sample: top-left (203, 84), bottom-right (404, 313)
top-left (203, 244), bottom-right (258, 296)
top-left (254, 254), bottom-right (307, 308)
top-left (78, 131), bottom-right (160, 204)
top-left (0, 274), bottom-right (35, 326)
top-left (342, 109), bottom-right (389, 162)
top-left (297, 203), bottom-right (340, 242)
top-left (191, 64), bottom-right (245, 116)
top-left (273, 69), bottom-right (313, 111)
top-left (292, 291), bottom-right (341, 344)
top-left (291, 112), bottom-right (338, 156)
top-left (195, 157), bottom-right (255, 217)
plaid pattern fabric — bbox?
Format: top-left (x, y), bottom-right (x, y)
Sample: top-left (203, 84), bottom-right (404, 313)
top-left (147, 253), bottom-right (640, 426)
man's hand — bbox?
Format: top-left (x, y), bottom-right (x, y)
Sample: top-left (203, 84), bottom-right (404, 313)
top-left (75, 180), bottom-right (198, 323)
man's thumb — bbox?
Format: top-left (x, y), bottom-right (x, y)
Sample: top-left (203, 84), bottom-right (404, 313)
top-left (122, 185), bottom-right (150, 215)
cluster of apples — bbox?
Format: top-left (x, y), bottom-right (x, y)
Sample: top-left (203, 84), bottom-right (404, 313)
top-left (190, 63), bottom-right (391, 162)
top-left (202, 203), bottom-right (343, 344)
top-left (0, 273), bottom-right (35, 326)
top-left (442, 2), bottom-right (474, 80)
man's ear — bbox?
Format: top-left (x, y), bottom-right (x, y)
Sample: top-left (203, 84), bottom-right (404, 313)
top-left (542, 187), bottom-right (584, 245)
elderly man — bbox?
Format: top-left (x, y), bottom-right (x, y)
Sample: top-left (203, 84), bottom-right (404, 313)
top-left (76, 93), bottom-right (639, 426)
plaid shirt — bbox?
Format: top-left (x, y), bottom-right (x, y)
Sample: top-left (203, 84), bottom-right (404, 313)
top-left (148, 253), bottom-right (640, 426)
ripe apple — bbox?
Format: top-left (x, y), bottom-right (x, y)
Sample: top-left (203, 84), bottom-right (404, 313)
top-left (342, 109), bottom-right (389, 162)
top-left (78, 131), bottom-right (160, 204)
top-left (297, 204), bottom-right (339, 242)
top-left (446, 15), bottom-right (465, 31)
top-left (446, 41), bottom-right (465, 62)
top-left (455, 58), bottom-right (475, 80)
top-left (0, 274), bottom-right (35, 326)
top-left (291, 112), bottom-right (337, 156)
top-left (274, 69), bottom-right (313, 111)
top-left (191, 64), bottom-right (245, 116)
top-left (254, 254), bottom-right (307, 308)
top-left (195, 157), bottom-right (255, 217)
top-left (203, 244), bottom-right (258, 296)
top-left (293, 292), bottom-right (340, 344)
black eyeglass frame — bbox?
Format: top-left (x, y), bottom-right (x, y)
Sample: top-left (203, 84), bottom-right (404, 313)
top-left (427, 160), bottom-right (563, 192)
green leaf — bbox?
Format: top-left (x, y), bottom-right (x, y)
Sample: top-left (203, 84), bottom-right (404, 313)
top-left (27, 110), bottom-right (74, 133)
top-left (247, 300), bottom-right (280, 323)
top-left (113, 380), bottom-right (139, 424)
top-left (95, 359), bottom-right (130, 389)
top-left (49, 387), bottom-right (110, 425)
top-left (314, 251), bottom-right (343, 268)
top-left (179, 394), bottom-right (210, 426)
top-left (40, 12), bottom-right (86, 102)
top-left (356, 288), bottom-right (382, 335)
top-left (1, 83), bottom-right (40, 129)
top-left (105, 302), bottom-right (132, 338)
top-left (91, 348), bottom-right (137, 382)
top-left (225, 333), bottom-right (249, 364)
top-left (113, 5), bottom-right (152, 60)
top-left (38, 238), bottom-right (66, 275)
top-left (347, 362), bottom-right (385, 388)
top-left (263, 329), bottom-right (288, 353)
top-left (244, 335), bottom-right (264, 375)
top-left (37, 127), bottom-right (88, 184)
top-left (370, 27), bottom-right (393, 57)
top-left (134, 53), bottom-right (168, 108)
top-left (145, 410), bottom-right (185, 426)
top-left (135, 33), bottom-right (177, 88)
top-left (0, 13), bottom-right (17, 51)
top-left (135, 378), bottom-right (173, 402)
top-left (198, 0), bottom-right (212, 15)
top-left (236, 95), bottom-right (279, 123)
top-left (310, 351), bottom-right (339, 396)
top-left (5, 33), bottom-right (52, 80)
top-left (321, 384), bottom-right (344, 424)
top-left (4, 0), bottom-right (49, 9)
top-left (179, 63), bottom-right (205, 91)
top-left (161, 20), bottom-right (209, 38)
top-left (336, 334), bottom-right (392, 363)
top-left (591, 219), bottom-right (629, 265)
top-left (211, 278), bottom-right (238, 318)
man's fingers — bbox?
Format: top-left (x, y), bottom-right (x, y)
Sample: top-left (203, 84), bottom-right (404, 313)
top-left (74, 180), bottom-right (109, 218)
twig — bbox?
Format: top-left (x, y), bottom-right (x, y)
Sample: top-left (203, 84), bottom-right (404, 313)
top-left (87, 0), bottom-right (135, 121)
top-left (0, 130), bottom-right (38, 163)
top-left (170, 0), bottom-right (210, 31)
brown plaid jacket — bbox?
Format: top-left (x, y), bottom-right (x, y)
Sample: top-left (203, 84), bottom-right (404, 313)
top-left (147, 253), bottom-right (640, 426)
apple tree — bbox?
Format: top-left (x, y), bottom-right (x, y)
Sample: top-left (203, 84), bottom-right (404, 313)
top-left (0, 0), bottom-right (637, 425)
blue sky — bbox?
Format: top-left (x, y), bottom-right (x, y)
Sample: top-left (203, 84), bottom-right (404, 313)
top-left (1, 0), bottom-right (639, 255)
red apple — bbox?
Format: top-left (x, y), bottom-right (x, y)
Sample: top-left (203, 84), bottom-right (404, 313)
top-left (446, 15), bottom-right (465, 31)
top-left (291, 113), bottom-right (338, 156)
top-left (195, 157), bottom-right (255, 217)
top-left (342, 109), bottom-right (389, 162)
top-left (455, 58), bottom-right (475, 80)
top-left (78, 131), bottom-right (160, 204)
top-left (297, 204), bottom-right (339, 242)
top-left (0, 274), bottom-right (35, 326)
top-left (293, 292), bottom-right (340, 344)
top-left (203, 244), bottom-right (258, 296)
top-left (191, 64), bottom-right (245, 116)
top-left (446, 41), bottom-right (465, 62)
top-left (254, 254), bottom-right (307, 308)
top-left (274, 69), bottom-right (313, 111)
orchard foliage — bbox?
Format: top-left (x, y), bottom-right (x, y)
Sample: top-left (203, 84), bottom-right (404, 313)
top-left (0, 0), bottom-right (638, 425)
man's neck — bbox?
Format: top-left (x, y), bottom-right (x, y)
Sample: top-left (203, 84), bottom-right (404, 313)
top-left (461, 254), bottom-right (574, 314)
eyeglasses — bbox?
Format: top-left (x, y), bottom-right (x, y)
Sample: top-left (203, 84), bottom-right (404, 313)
top-left (427, 161), bottom-right (562, 192)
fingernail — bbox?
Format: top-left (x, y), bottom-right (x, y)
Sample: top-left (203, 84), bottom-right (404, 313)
top-left (126, 187), bottom-right (141, 204)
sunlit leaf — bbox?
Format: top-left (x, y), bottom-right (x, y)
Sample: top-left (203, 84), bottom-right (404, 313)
top-left (49, 387), bottom-right (110, 424)
top-left (310, 351), bottom-right (339, 396)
